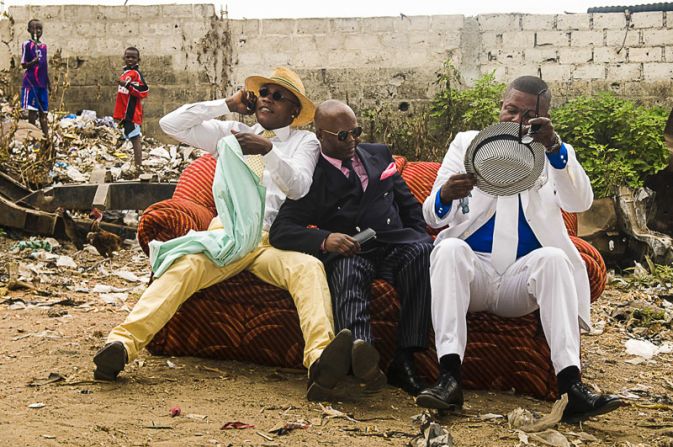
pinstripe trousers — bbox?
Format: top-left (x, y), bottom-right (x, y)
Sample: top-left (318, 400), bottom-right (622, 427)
top-left (326, 242), bottom-right (433, 350)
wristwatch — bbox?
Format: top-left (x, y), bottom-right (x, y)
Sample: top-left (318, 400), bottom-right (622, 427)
top-left (546, 132), bottom-right (562, 153)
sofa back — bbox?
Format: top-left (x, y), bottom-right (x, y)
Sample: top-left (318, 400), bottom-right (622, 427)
top-left (172, 153), bottom-right (578, 236)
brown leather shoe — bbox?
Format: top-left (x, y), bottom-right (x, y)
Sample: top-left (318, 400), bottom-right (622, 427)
top-left (351, 339), bottom-right (386, 391)
top-left (93, 341), bottom-right (127, 381)
top-left (306, 329), bottom-right (353, 401)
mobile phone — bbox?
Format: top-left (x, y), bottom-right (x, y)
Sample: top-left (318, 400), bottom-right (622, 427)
top-left (244, 90), bottom-right (257, 113)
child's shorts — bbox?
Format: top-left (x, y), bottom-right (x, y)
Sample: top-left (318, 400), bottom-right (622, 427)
top-left (21, 86), bottom-right (49, 112)
top-left (121, 120), bottom-right (141, 140)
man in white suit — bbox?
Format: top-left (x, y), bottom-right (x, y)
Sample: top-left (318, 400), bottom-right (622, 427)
top-left (416, 76), bottom-right (622, 423)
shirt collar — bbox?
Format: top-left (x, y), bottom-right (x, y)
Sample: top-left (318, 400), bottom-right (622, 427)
top-left (321, 152), bottom-right (360, 169)
top-left (255, 124), bottom-right (291, 141)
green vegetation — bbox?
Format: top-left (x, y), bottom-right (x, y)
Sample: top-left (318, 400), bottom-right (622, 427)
top-left (360, 62), bottom-right (504, 162)
top-left (551, 92), bottom-right (669, 199)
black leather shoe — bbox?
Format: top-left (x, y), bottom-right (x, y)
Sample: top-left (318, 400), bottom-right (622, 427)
top-left (93, 341), bottom-right (127, 381)
top-left (387, 357), bottom-right (426, 396)
top-left (415, 372), bottom-right (463, 410)
top-left (562, 382), bottom-right (623, 423)
top-left (351, 339), bottom-right (386, 391)
top-left (306, 329), bottom-right (353, 401)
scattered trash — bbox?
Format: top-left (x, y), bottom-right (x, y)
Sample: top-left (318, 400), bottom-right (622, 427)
top-left (99, 292), bottom-right (129, 306)
top-left (625, 339), bottom-right (673, 360)
top-left (166, 360), bottom-right (176, 368)
top-left (28, 372), bottom-right (66, 387)
top-left (410, 412), bottom-right (454, 447)
top-left (516, 428), bottom-right (570, 447)
top-left (318, 403), bottom-right (358, 423)
top-left (41, 435), bottom-right (56, 439)
top-left (144, 422), bottom-right (173, 430)
top-left (12, 239), bottom-right (53, 252)
top-left (114, 270), bottom-right (147, 283)
top-left (508, 393), bottom-right (568, 432)
top-left (221, 421), bottom-right (255, 430)
top-left (169, 405), bottom-right (181, 417)
top-left (28, 402), bottom-right (46, 409)
top-left (186, 414), bottom-right (208, 421)
top-left (56, 255), bottom-right (78, 269)
top-left (478, 413), bottom-right (504, 421)
top-left (268, 421), bottom-right (310, 436)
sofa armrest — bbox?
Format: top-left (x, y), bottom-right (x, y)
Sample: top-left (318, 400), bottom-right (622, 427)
top-left (137, 198), bottom-right (216, 255)
top-left (570, 235), bottom-right (607, 303)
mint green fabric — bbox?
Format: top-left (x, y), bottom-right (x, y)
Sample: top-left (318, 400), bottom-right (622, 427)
top-left (148, 135), bottom-right (266, 277)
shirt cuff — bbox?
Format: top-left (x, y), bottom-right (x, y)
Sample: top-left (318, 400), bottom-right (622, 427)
top-left (434, 189), bottom-right (452, 218)
top-left (546, 143), bottom-right (568, 169)
top-left (185, 98), bottom-right (231, 117)
top-left (320, 237), bottom-right (327, 252)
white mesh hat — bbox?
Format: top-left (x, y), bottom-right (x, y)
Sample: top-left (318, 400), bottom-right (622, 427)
top-left (464, 122), bottom-right (546, 196)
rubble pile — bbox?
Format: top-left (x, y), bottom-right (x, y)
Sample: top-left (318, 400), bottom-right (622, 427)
top-left (0, 95), bottom-right (204, 187)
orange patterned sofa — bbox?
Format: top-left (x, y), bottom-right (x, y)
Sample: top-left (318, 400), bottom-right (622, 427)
top-left (137, 154), bottom-right (606, 400)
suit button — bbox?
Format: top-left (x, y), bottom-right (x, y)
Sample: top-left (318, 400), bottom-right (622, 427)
top-left (337, 206), bottom-right (341, 210)
top-left (355, 226), bottom-right (361, 232)
top-left (386, 218), bottom-right (391, 224)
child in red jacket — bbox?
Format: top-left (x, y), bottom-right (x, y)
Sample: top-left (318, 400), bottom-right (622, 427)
top-left (113, 47), bottom-right (149, 171)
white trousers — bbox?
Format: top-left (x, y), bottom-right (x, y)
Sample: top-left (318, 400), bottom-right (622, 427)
top-left (430, 238), bottom-right (581, 374)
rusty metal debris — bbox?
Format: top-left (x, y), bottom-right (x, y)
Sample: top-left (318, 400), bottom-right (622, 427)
top-left (0, 95), bottom-right (199, 238)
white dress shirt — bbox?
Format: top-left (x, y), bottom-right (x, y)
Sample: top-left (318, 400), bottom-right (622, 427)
top-left (159, 99), bottom-right (320, 231)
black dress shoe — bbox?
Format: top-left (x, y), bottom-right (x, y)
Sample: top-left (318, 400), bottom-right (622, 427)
top-left (387, 357), bottom-right (426, 396)
top-left (415, 372), bottom-right (463, 410)
top-left (562, 382), bottom-right (623, 423)
top-left (93, 341), bottom-right (128, 381)
top-left (306, 329), bottom-right (353, 401)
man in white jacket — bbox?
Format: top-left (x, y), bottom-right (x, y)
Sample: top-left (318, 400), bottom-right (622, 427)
top-left (416, 76), bottom-right (622, 422)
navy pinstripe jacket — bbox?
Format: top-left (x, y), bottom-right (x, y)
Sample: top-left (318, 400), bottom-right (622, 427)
top-left (269, 143), bottom-right (431, 259)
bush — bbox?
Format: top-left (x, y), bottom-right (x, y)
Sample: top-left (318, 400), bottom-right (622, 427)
top-left (360, 62), bottom-right (505, 161)
top-left (552, 92), bottom-right (669, 199)
top-left (430, 61), bottom-right (505, 148)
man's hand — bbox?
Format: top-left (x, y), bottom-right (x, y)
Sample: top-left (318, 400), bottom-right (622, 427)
top-left (117, 78), bottom-right (130, 87)
top-left (226, 89), bottom-right (257, 115)
top-left (440, 173), bottom-right (477, 203)
top-left (324, 233), bottom-right (360, 256)
top-left (231, 129), bottom-right (273, 155)
top-left (526, 117), bottom-right (557, 150)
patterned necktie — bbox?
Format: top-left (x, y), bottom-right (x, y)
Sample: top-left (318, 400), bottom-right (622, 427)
top-left (245, 129), bottom-right (275, 179)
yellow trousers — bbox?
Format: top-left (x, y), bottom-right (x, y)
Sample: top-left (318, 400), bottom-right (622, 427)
top-left (108, 222), bottom-right (334, 369)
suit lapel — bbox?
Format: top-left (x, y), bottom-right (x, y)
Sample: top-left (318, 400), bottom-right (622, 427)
top-left (354, 146), bottom-right (386, 222)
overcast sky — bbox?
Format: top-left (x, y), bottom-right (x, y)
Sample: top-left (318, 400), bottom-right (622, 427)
top-left (2, 0), bottom-right (636, 18)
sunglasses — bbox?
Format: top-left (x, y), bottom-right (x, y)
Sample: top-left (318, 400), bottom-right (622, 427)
top-left (322, 126), bottom-right (363, 141)
top-left (519, 88), bottom-right (548, 144)
top-left (258, 86), bottom-right (299, 106)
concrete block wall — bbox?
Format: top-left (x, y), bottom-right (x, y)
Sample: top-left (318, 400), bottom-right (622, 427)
top-left (1, 4), bottom-right (224, 138)
top-left (2, 6), bottom-right (673, 141)
top-left (479, 11), bottom-right (673, 103)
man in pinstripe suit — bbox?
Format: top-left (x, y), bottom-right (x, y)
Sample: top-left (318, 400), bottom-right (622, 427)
top-left (270, 100), bottom-right (434, 396)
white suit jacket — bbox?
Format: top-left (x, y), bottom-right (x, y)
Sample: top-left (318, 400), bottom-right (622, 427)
top-left (422, 131), bottom-right (594, 330)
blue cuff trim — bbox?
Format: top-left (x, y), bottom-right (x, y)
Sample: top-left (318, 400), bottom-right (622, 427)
top-left (434, 189), bottom-right (452, 218)
top-left (546, 143), bottom-right (568, 169)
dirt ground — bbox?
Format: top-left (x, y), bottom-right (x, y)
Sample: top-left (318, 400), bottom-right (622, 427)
top-left (1, 234), bottom-right (672, 447)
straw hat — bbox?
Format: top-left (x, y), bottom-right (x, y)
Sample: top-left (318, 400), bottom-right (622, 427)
top-left (244, 67), bottom-right (316, 127)
top-left (464, 122), bottom-right (546, 196)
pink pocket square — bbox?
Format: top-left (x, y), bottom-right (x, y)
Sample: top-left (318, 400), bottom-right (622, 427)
top-left (379, 162), bottom-right (397, 180)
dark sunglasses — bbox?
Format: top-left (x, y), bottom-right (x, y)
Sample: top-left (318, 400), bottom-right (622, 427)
top-left (323, 126), bottom-right (363, 141)
top-left (258, 86), bottom-right (299, 106)
top-left (519, 87), bottom-right (548, 144)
